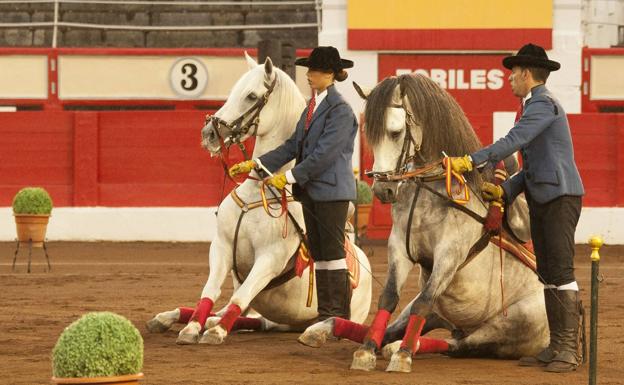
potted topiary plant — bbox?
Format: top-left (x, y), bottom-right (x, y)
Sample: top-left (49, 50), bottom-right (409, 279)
top-left (51, 312), bottom-right (144, 384)
top-left (352, 179), bottom-right (373, 235)
top-left (12, 187), bottom-right (53, 247)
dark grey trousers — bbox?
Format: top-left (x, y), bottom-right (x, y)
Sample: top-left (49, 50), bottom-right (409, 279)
top-left (298, 191), bottom-right (349, 262)
top-left (527, 194), bottom-right (582, 287)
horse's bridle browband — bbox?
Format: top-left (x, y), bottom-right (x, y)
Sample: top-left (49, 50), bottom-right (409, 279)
top-left (206, 76), bottom-right (278, 152)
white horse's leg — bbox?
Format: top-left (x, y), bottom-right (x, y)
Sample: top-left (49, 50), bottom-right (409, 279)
top-left (351, 238), bottom-right (414, 371)
top-left (298, 316), bottom-right (369, 348)
top-left (200, 254), bottom-right (284, 345)
top-left (177, 239), bottom-right (232, 345)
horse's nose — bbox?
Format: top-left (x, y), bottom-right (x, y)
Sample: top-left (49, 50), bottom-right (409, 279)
top-left (372, 181), bottom-right (397, 204)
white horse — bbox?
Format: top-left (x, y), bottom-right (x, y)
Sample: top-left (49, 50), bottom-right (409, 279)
top-left (298, 74), bottom-right (547, 372)
top-left (147, 53), bottom-right (372, 345)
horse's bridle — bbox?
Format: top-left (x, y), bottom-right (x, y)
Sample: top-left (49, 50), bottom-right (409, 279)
top-left (206, 76), bottom-right (278, 154)
top-left (365, 86), bottom-right (429, 182)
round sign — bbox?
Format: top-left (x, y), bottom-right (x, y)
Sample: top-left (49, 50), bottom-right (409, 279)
top-left (169, 57), bottom-right (208, 98)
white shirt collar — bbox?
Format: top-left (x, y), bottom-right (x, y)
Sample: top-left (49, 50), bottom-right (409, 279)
top-left (522, 90), bottom-right (532, 105)
top-left (313, 88), bottom-right (328, 112)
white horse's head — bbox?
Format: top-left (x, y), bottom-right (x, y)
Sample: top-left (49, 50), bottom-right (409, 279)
top-left (202, 52), bottom-right (305, 155)
top-left (359, 74), bottom-right (482, 203)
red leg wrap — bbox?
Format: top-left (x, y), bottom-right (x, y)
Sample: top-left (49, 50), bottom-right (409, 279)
top-left (400, 315), bottom-right (426, 353)
top-left (333, 317), bottom-right (369, 343)
top-left (178, 307), bottom-right (195, 323)
top-left (218, 304), bottom-right (242, 332)
top-left (415, 337), bottom-right (449, 354)
top-left (364, 309), bottom-right (391, 349)
top-left (189, 297), bottom-right (214, 328)
top-left (231, 317), bottom-right (262, 331)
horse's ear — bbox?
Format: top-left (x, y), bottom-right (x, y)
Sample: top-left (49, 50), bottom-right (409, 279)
top-left (264, 56), bottom-right (274, 76)
top-left (353, 81), bottom-right (371, 100)
top-left (244, 51), bottom-right (257, 70)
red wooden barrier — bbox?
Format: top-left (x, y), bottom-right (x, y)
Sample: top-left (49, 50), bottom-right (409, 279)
top-left (1, 110), bottom-right (623, 239)
top-left (0, 110), bottom-right (232, 207)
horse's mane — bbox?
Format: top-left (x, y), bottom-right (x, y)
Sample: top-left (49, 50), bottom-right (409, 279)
top-left (269, 67), bottom-right (306, 130)
top-left (364, 73), bottom-right (491, 186)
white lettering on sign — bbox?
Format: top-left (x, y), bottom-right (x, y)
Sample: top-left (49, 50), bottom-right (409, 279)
top-left (395, 68), bottom-right (504, 90)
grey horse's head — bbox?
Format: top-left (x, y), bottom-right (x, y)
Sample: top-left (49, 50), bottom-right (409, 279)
top-left (357, 74), bottom-right (485, 203)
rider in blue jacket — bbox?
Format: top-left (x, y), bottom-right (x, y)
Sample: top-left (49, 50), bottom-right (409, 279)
top-left (450, 44), bottom-right (584, 373)
top-left (230, 46), bottom-right (358, 320)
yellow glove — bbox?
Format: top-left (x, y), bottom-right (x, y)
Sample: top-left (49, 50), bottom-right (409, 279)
top-left (449, 155), bottom-right (473, 174)
top-left (229, 160), bottom-right (257, 177)
top-left (266, 173), bottom-right (288, 190)
top-left (481, 182), bottom-right (504, 202)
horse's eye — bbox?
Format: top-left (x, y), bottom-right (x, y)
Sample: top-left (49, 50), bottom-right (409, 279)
top-left (247, 93), bottom-right (258, 101)
top-left (390, 131), bottom-right (402, 141)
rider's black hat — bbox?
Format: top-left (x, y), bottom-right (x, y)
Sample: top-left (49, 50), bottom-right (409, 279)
top-left (295, 46), bottom-right (354, 73)
top-left (502, 43), bottom-right (560, 72)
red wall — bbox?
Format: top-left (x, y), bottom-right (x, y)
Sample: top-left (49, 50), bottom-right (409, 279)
top-left (0, 110), bottom-right (245, 207)
top-left (2, 111), bottom-right (624, 241)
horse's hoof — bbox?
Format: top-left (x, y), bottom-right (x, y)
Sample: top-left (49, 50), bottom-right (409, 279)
top-left (381, 340), bottom-right (402, 360)
top-left (204, 316), bottom-right (221, 330)
top-left (386, 350), bottom-right (412, 373)
top-left (176, 332), bottom-right (199, 345)
top-left (350, 347), bottom-right (377, 371)
top-left (199, 325), bottom-right (227, 345)
top-left (297, 329), bottom-right (328, 348)
top-left (145, 317), bottom-right (171, 333)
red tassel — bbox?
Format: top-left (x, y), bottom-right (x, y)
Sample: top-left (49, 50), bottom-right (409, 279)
top-left (189, 298), bottom-right (214, 328)
top-left (231, 317), bottom-right (262, 331)
top-left (365, 309), bottom-right (391, 349)
top-left (415, 337), bottom-right (449, 354)
top-left (333, 317), bottom-right (369, 343)
top-left (178, 307), bottom-right (195, 323)
top-left (218, 304), bottom-right (243, 332)
top-left (400, 315), bottom-right (426, 353)
top-left (484, 203), bottom-right (504, 234)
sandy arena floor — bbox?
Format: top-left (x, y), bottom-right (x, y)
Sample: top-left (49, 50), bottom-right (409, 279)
top-left (1, 241), bottom-right (623, 385)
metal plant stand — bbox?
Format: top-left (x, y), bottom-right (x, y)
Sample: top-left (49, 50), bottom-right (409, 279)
top-left (12, 239), bottom-right (51, 273)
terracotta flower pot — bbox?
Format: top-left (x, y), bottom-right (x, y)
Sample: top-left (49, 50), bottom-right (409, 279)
top-left (51, 373), bottom-right (144, 385)
top-left (14, 214), bottom-right (50, 247)
top-left (352, 203), bottom-right (372, 234)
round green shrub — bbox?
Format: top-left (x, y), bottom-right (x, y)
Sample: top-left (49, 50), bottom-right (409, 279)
top-left (355, 180), bottom-right (373, 205)
top-left (52, 312), bottom-right (143, 378)
top-left (12, 187), bottom-right (53, 215)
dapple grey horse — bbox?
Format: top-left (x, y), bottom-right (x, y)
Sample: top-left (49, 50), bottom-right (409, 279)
top-left (298, 74), bottom-right (547, 373)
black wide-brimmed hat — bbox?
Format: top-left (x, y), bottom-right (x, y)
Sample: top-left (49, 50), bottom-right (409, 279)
top-left (295, 46), bottom-right (354, 73)
top-left (502, 43), bottom-right (560, 72)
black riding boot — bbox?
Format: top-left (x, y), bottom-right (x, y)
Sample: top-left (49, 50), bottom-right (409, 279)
top-left (327, 269), bottom-right (352, 320)
top-left (545, 290), bottom-right (583, 372)
top-left (315, 269), bottom-right (332, 321)
top-left (519, 288), bottom-right (560, 366)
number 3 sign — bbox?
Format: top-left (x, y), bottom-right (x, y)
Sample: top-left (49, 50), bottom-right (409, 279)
top-left (170, 57), bottom-right (208, 98)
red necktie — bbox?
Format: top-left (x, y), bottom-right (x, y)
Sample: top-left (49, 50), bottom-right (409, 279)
top-left (514, 100), bottom-right (524, 124)
top-left (305, 94), bottom-right (316, 130)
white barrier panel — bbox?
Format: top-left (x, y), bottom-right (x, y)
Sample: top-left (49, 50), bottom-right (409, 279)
top-left (0, 206), bottom-right (622, 243)
top-left (58, 55), bottom-right (311, 100)
top-left (0, 55), bottom-right (48, 99)
top-left (0, 207), bottom-right (217, 242)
